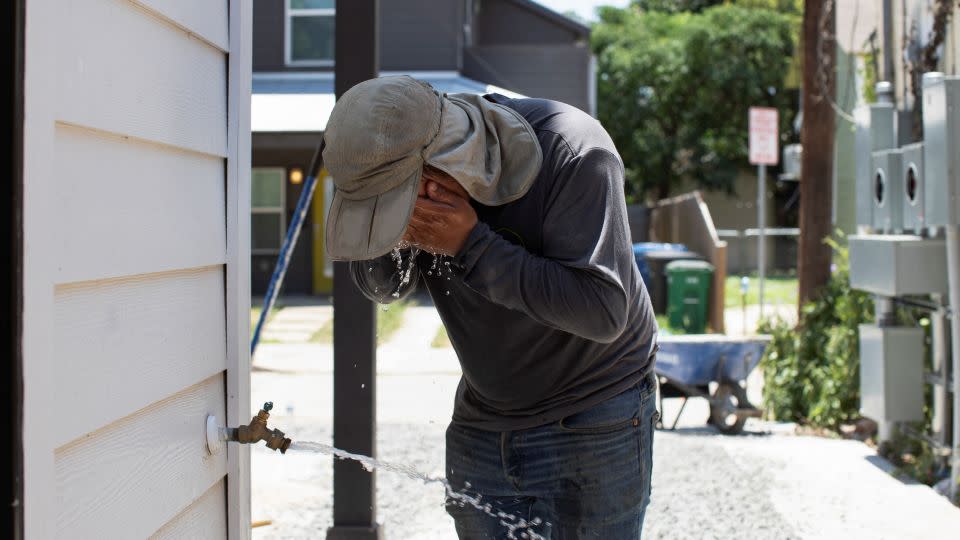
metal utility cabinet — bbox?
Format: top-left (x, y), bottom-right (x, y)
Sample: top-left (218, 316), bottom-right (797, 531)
top-left (849, 235), bottom-right (948, 296)
top-left (859, 325), bottom-right (926, 423)
top-left (922, 73), bottom-right (960, 228)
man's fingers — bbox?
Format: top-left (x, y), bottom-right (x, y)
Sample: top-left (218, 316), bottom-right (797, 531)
top-left (414, 196), bottom-right (454, 216)
top-left (427, 181), bottom-right (461, 205)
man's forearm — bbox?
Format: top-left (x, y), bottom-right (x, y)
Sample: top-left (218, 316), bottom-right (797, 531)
top-left (455, 222), bottom-right (629, 343)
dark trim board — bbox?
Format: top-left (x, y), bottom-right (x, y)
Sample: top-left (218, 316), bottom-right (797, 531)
top-left (3, 0), bottom-right (25, 538)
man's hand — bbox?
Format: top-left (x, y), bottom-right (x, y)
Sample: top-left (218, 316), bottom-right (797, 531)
top-left (403, 177), bottom-right (477, 256)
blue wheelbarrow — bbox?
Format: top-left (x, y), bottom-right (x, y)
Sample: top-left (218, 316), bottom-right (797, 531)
top-left (655, 335), bottom-right (771, 434)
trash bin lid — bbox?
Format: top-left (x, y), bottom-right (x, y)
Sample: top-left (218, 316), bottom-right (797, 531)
top-left (632, 242), bottom-right (688, 255)
top-left (642, 250), bottom-right (702, 262)
top-left (665, 259), bottom-right (714, 273)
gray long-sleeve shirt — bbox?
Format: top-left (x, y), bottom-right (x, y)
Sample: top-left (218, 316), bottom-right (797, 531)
top-left (351, 94), bottom-right (658, 431)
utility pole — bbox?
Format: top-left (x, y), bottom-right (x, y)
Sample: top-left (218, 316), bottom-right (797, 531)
top-left (798, 0), bottom-right (836, 307)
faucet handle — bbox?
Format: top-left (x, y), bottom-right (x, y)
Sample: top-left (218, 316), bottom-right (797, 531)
top-left (263, 402), bottom-right (273, 412)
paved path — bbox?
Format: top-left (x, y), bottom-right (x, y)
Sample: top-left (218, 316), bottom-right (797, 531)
top-left (259, 305), bottom-right (332, 343)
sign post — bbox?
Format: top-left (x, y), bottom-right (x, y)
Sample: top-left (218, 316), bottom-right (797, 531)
top-left (749, 107), bottom-right (779, 319)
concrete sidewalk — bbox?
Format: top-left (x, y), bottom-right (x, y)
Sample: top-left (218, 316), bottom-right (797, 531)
top-left (259, 306), bottom-right (331, 343)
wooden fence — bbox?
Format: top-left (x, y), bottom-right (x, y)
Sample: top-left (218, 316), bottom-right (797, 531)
top-left (649, 191), bottom-right (727, 334)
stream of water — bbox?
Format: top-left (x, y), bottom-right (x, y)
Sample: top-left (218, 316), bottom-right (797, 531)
top-left (290, 441), bottom-right (546, 539)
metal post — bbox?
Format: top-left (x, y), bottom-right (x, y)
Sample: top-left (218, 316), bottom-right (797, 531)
top-left (881, 0), bottom-right (894, 85)
top-left (874, 295), bottom-right (897, 443)
top-left (328, 1), bottom-right (382, 538)
top-left (945, 226), bottom-right (960, 502)
top-left (758, 164), bottom-right (766, 318)
top-left (931, 294), bottom-right (952, 450)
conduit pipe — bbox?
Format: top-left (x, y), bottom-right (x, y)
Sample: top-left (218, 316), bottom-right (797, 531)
top-left (944, 225), bottom-right (960, 501)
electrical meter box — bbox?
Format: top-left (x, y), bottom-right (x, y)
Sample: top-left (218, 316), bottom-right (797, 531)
top-left (900, 142), bottom-right (925, 234)
top-left (858, 103), bottom-right (898, 228)
top-left (922, 73), bottom-right (960, 226)
top-left (859, 325), bottom-right (925, 423)
top-left (872, 149), bottom-right (904, 232)
top-left (849, 234), bottom-right (948, 295)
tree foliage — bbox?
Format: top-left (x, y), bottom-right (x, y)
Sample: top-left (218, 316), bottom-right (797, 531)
top-left (635, 0), bottom-right (723, 13)
top-left (636, 0), bottom-right (801, 15)
top-left (592, 4), bottom-right (796, 202)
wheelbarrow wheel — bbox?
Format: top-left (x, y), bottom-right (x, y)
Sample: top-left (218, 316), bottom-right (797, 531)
top-left (710, 383), bottom-right (748, 435)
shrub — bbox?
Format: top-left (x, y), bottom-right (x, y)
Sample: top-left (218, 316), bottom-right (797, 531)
top-left (758, 234), bottom-right (874, 428)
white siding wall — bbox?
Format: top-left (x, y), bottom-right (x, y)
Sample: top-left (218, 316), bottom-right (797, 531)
top-left (22, 0), bottom-right (251, 538)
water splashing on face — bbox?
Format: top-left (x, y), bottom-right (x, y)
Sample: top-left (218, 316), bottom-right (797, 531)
top-left (388, 246), bottom-right (421, 299)
top-left (289, 441), bottom-right (546, 539)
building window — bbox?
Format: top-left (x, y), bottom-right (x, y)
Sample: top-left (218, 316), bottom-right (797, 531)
top-left (286, 0), bottom-right (335, 66)
top-left (252, 168), bottom-right (286, 254)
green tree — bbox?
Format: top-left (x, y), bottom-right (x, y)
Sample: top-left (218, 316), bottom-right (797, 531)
top-left (636, 0), bottom-right (801, 14)
top-left (635, 0), bottom-right (723, 12)
top-left (593, 4), bottom-right (796, 201)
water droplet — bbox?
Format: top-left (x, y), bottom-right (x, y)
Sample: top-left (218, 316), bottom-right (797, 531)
top-left (361, 384), bottom-right (366, 389)
top-left (445, 290), bottom-right (450, 295)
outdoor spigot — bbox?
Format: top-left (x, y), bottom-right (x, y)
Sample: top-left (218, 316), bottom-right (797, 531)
top-left (221, 402), bottom-right (292, 454)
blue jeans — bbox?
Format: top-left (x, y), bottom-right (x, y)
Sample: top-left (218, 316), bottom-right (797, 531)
top-left (445, 372), bottom-right (658, 539)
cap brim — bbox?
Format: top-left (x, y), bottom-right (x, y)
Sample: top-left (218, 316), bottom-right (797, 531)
top-left (325, 166), bottom-right (421, 261)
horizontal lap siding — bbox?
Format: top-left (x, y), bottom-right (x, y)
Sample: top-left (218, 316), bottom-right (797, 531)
top-left (52, 267), bottom-right (227, 448)
top-left (53, 125), bottom-right (226, 284)
top-left (46, 0), bottom-right (234, 537)
top-left (134, 0), bottom-right (230, 52)
top-left (55, 375), bottom-right (228, 539)
top-left (150, 479), bottom-right (227, 539)
top-left (55, 0), bottom-right (227, 157)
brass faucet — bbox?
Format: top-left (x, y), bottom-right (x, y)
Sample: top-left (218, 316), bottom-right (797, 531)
top-left (224, 402), bottom-right (292, 454)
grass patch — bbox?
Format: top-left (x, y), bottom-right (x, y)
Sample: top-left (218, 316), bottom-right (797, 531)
top-left (309, 300), bottom-right (409, 345)
top-left (376, 301), bottom-right (408, 344)
top-left (655, 314), bottom-right (670, 332)
top-left (431, 326), bottom-right (452, 348)
top-left (309, 320), bottom-right (333, 343)
top-left (724, 274), bottom-right (798, 308)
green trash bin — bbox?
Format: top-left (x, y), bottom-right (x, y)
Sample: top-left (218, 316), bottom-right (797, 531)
top-left (666, 259), bottom-right (715, 334)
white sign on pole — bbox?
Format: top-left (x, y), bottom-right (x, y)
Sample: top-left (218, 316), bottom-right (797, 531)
top-left (749, 107), bottom-right (779, 165)
top-left (749, 106), bottom-right (778, 317)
